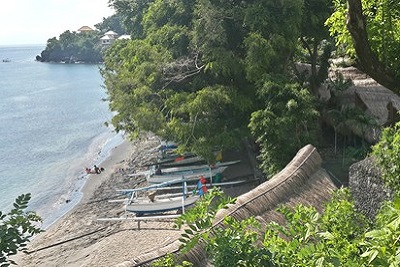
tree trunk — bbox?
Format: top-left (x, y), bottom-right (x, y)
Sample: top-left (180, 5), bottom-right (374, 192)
top-left (346, 0), bottom-right (400, 93)
top-left (300, 37), bottom-right (320, 96)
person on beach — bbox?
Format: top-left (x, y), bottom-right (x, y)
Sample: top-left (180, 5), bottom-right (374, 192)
top-left (94, 165), bottom-right (101, 174)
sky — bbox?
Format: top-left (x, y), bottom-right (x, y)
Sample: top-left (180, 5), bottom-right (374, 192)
top-left (0, 0), bottom-right (115, 46)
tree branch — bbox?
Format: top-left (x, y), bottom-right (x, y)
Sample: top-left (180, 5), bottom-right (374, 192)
top-left (346, 0), bottom-right (400, 92)
top-left (162, 55), bottom-right (205, 89)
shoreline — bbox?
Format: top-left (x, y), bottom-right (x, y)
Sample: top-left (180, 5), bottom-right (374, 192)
top-left (17, 133), bottom-right (186, 267)
top-left (42, 137), bottom-right (133, 231)
top-left (80, 138), bottom-right (132, 205)
top-left (36, 131), bottom-right (125, 230)
top-left (16, 133), bottom-right (258, 266)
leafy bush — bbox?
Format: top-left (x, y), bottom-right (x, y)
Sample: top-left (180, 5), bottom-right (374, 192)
top-left (360, 197), bottom-right (400, 266)
top-left (151, 254), bottom-right (193, 267)
top-left (172, 187), bottom-right (400, 266)
top-left (262, 189), bottom-right (369, 266)
top-left (0, 194), bottom-right (42, 266)
top-left (371, 121), bottom-right (400, 194)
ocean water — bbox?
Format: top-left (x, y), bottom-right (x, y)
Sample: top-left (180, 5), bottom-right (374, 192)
top-left (0, 45), bottom-right (123, 228)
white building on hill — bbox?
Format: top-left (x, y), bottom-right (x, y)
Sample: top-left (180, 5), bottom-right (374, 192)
top-left (100, 30), bottom-right (119, 46)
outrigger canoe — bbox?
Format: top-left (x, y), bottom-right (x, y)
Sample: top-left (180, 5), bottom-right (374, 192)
top-left (158, 156), bottom-right (205, 167)
top-left (158, 160), bottom-right (240, 175)
top-left (125, 195), bottom-right (199, 216)
top-left (147, 166), bottom-right (228, 184)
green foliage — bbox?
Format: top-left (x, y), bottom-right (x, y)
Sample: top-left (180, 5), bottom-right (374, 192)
top-left (175, 188), bottom-right (236, 253)
top-left (326, 0), bottom-right (400, 72)
top-left (175, 189), bottom-right (272, 266)
top-left (249, 81), bottom-right (319, 175)
top-left (39, 30), bottom-right (103, 63)
top-left (105, 0), bottom-right (330, 164)
top-left (0, 194), bottom-right (43, 266)
top-left (360, 197), bottom-right (400, 266)
top-left (95, 14), bottom-right (126, 35)
top-left (110, 0), bottom-right (154, 39)
top-left (263, 189), bottom-right (369, 266)
top-left (206, 216), bottom-right (273, 267)
top-left (371, 121), bottom-right (400, 194)
top-left (172, 187), bottom-right (400, 266)
top-left (151, 254), bottom-right (193, 267)
top-left (325, 0), bottom-right (355, 56)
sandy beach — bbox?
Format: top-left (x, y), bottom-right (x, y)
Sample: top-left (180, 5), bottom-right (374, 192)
top-left (16, 133), bottom-right (258, 267)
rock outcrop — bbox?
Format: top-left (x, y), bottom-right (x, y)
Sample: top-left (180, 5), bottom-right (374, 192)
top-left (349, 156), bottom-right (394, 220)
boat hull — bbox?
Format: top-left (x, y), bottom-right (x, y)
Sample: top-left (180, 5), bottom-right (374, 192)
top-left (147, 166), bottom-right (227, 184)
top-left (126, 196), bottom-right (199, 216)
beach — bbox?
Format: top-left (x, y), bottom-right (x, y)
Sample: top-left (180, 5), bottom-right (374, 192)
top-left (16, 133), bottom-right (258, 267)
top-left (16, 133), bottom-right (183, 267)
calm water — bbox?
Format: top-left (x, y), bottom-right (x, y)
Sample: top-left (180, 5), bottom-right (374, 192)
top-left (0, 45), bottom-right (122, 228)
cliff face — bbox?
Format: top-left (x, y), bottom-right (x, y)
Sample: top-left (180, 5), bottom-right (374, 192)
top-left (349, 156), bottom-right (394, 220)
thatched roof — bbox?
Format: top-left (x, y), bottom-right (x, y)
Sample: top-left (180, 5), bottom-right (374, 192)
top-left (328, 66), bottom-right (400, 143)
top-left (77, 26), bottom-right (94, 32)
top-left (119, 145), bottom-right (337, 267)
top-left (353, 86), bottom-right (400, 126)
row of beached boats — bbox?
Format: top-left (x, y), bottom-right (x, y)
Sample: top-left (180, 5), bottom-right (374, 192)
top-left (98, 143), bottom-right (247, 225)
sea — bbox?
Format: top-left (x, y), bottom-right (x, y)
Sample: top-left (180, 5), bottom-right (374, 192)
top-left (0, 45), bottom-right (124, 229)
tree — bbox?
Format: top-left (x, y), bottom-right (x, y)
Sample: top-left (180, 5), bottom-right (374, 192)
top-left (299, 0), bottom-right (333, 95)
top-left (326, 0), bottom-right (400, 93)
top-left (249, 81), bottom-right (319, 175)
top-left (0, 194), bottom-right (42, 266)
top-left (38, 31), bottom-right (102, 63)
top-left (95, 14), bottom-right (126, 35)
top-left (371, 121), bottom-right (400, 194)
top-left (104, 0), bottom-right (325, 168)
top-left (109, 0), bottom-right (154, 39)
top-left (104, 0), bottom-right (257, 162)
top-left (347, 0), bottom-right (400, 91)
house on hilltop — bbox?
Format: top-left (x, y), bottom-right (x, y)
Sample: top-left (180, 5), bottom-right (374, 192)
top-left (100, 30), bottom-right (119, 46)
top-left (77, 26), bottom-right (94, 33)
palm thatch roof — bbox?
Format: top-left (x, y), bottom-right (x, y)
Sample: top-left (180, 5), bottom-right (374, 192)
top-left (77, 26), bottom-right (94, 32)
top-left (120, 144), bottom-right (337, 267)
top-left (328, 66), bottom-right (400, 143)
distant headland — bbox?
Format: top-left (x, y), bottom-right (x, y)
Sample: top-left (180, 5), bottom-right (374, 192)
top-left (36, 18), bottom-right (130, 64)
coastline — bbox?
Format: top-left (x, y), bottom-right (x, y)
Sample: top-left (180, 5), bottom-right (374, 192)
top-left (16, 132), bottom-right (258, 266)
top-left (17, 133), bottom-right (185, 267)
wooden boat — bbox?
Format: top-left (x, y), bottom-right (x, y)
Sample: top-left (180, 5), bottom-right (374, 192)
top-left (99, 178), bottom-right (201, 224)
top-left (142, 152), bottom-right (198, 167)
top-left (158, 160), bottom-right (241, 175)
top-left (116, 178), bottom-right (256, 194)
top-left (158, 156), bottom-right (206, 167)
top-left (125, 195), bottom-right (199, 216)
top-left (128, 160), bottom-right (240, 178)
top-left (146, 166), bottom-right (228, 184)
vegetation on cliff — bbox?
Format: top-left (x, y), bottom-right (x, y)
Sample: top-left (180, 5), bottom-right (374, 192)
top-left (36, 30), bottom-right (103, 63)
top-left (102, 0), bottom-right (333, 174)
top-left (99, 0), bottom-right (400, 265)
top-left (36, 14), bottom-right (125, 63)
